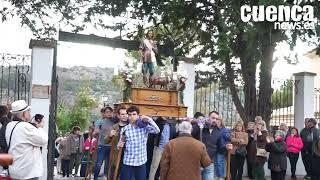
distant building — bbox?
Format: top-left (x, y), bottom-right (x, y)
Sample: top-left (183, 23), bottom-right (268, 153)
top-left (302, 49), bottom-right (320, 88)
top-left (271, 49), bottom-right (320, 127)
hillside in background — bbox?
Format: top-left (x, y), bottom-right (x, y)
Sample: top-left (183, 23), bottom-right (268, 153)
top-left (57, 66), bottom-right (122, 107)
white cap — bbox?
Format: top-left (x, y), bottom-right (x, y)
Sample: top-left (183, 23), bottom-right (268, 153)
top-left (10, 100), bottom-right (31, 113)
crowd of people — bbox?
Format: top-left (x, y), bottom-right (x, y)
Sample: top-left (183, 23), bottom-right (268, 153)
top-left (0, 100), bottom-right (48, 180)
top-left (1, 99), bottom-right (320, 180)
top-left (53, 106), bottom-right (320, 180)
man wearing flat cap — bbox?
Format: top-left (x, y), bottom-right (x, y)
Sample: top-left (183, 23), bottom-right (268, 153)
top-left (5, 100), bottom-right (48, 180)
top-left (300, 118), bottom-right (320, 180)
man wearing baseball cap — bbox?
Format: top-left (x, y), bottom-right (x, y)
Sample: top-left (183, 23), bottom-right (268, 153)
top-left (5, 100), bottom-right (48, 180)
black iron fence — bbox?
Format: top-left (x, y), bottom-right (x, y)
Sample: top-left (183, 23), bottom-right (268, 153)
top-left (0, 53), bottom-right (31, 105)
top-left (271, 79), bottom-right (295, 127)
top-left (194, 79), bottom-right (295, 127)
top-left (315, 88), bottom-right (320, 121)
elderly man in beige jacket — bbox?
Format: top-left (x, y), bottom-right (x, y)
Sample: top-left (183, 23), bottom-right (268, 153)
top-left (5, 100), bottom-right (48, 180)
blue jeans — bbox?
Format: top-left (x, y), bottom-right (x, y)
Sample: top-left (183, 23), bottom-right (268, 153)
top-left (142, 62), bottom-right (154, 75)
top-left (120, 163), bottom-right (146, 180)
top-left (214, 153), bottom-right (226, 177)
top-left (94, 145), bottom-right (111, 180)
top-left (201, 162), bottom-right (214, 180)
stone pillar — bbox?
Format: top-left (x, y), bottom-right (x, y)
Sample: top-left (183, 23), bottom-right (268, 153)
top-left (177, 58), bottom-right (197, 117)
top-left (29, 40), bottom-right (55, 180)
top-left (293, 72), bottom-right (316, 129)
top-left (292, 71), bottom-right (316, 176)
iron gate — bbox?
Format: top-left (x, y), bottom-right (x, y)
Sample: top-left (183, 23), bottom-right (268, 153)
top-left (315, 88), bottom-right (320, 121)
top-left (0, 53), bottom-right (31, 104)
top-left (194, 78), bottom-right (295, 127)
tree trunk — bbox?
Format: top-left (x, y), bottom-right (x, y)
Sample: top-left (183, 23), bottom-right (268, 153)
top-left (258, 33), bottom-right (275, 130)
top-left (225, 57), bottom-right (247, 122)
top-left (241, 59), bottom-right (257, 123)
top-left (233, 31), bottom-right (258, 125)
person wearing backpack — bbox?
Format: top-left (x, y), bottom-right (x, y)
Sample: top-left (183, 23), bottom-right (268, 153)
top-left (5, 100), bottom-right (48, 180)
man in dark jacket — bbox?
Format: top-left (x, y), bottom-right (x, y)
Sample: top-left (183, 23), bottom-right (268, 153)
top-left (192, 111), bottom-right (222, 180)
top-left (147, 117), bottom-right (177, 180)
top-left (300, 118), bottom-right (318, 180)
top-left (302, 118), bottom-right (320, 180)
top-left (312, 135), bottom-right (320, 180)
top-left (246, 121), bottom-right (255, 180)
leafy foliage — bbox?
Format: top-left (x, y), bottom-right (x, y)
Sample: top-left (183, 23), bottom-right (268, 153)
top-left (56, 86), bottom-right (97, 132)
top-left (2, 0), bottom-right (320, 125)
top-left (271, 80), bottom-right (294, 109)
top-left (56, 104), bottom-right (72, 132)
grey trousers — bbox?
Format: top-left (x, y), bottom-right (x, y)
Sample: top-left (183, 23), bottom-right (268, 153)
top-left (69, 152), bottom-right (82, 175)
top-left (148, 146), bottom-right (163, 180)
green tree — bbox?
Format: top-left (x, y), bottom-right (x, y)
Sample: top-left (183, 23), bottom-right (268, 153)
top-left (56, 104), bottom-right (72, 132)
top-left (150, 0), bottom-right (319, 127)
top-left (2, 0), bottom-right (319, 127)
top-left (69, 86), bottom-right (97, 130)
top-left (272, 80), bottom-right (294, 110)
top-left (56, 86), bottom-right (97, 131)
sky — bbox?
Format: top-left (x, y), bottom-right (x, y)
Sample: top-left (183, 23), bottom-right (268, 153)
top-left (0, 16), bottom-right (316, 80)
top-left (0, 18), bottom-right (128, 68)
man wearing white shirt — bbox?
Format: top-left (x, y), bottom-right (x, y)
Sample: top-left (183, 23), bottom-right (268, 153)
top-left (5, 100), bottom-right (48, 180)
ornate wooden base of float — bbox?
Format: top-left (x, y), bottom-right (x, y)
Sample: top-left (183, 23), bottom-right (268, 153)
top-left (116, 87), bottom-right (187, 118)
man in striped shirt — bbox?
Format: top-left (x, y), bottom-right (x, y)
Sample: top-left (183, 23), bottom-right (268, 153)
top-left (118, 106), bottom-right (160, 180)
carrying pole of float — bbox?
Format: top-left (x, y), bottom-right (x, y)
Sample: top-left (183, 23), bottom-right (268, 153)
top-left (226, 144), bottom-right (232, 180)
top-left (114, 133), bottom-right (125, 180)
top-left (107, 137), bottom-right (116, 180)
top-left (226, 150), bottom-right (231, 180)
top-left (114, 147), bottom-right (123, 180)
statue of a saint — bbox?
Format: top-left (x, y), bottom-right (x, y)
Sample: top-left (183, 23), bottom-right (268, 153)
top-left (139, 30), bottom-right (158, 87)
